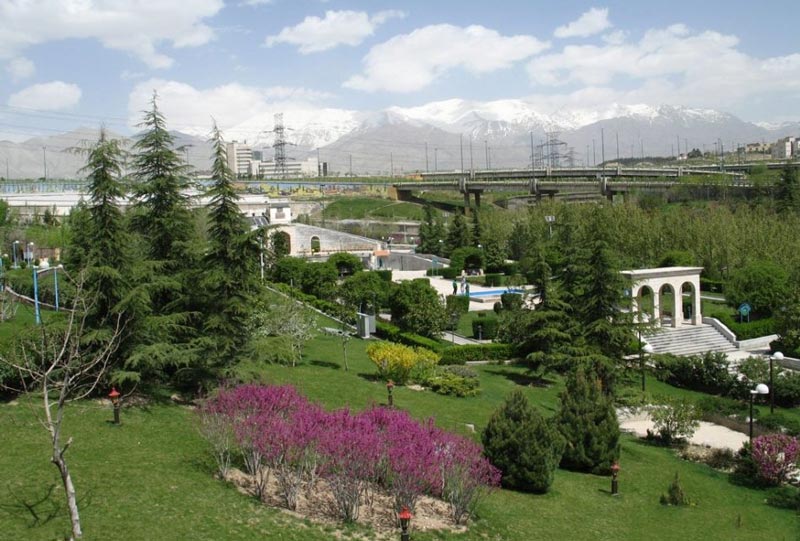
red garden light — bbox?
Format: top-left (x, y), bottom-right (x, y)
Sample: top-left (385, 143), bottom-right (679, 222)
top-left (386, 380), bottom-right (394, 408)
top-left (398, 506), bottom-right (412, 541)
top-left (109, 387), bottom-right (121, 425)
top-left (610, 462), bottom-right (620, 496)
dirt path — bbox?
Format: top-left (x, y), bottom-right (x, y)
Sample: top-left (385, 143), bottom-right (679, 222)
top-left (618, 409), bottom-right (747, 451)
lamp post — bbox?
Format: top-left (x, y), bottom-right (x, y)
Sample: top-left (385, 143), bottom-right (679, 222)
top-left (770, 352), bottom-right (783, 414)
top-left (640, 343), bottom-right (654, 392)
top-left (544, 215), bottom-right (555, 238)
top-left (12, 240), bottom-right (19, 268)
top-left (749, 383), bottom-right (769, 444)
top-left (610, 462), bottom-right (620, 495)
top-left (398, 506), bottom-right (412, 541)
top-left (32, 259), bottom-right (50, 325)
top-left (386, 380), bottom-right (394, 408)
top-left (26, 242), bottom-right (34, 264)
top-left (109, 387), bottom-right (121, 424)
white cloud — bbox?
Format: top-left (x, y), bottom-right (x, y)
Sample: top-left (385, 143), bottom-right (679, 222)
top-left (554, 7), bottom-right (612, 39)
top-left (9, 81), bottom-right (81, 110)
top-left (6, 56), bottom-right (35, 81)
top-left (127, 79), bottom-right (333, 132)
top-left (0, 0), bottom-right (223, 69)
top-left (345, 24), bottom-right (550, 93)
top-left (265, 10), bottom-right (405, 53)
top-left (528, 24), bottom-right (800, 110)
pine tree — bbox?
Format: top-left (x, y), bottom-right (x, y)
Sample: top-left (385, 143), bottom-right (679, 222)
top-left (775, 164), bottom-right (800, 213)
top-left (79, 129), bottom-right (131, 325)
top-left (471, 208), bottom-right (482, 247)
top-left (482, 390), bottom-right (564, 493)
top-left (445, 212), bottom-right (470, 255)
top-left (130, 92), bottom-right (194, 265)
top-left (418, 204), bottom-right (443, 254)
top-left (200, 122), bottom-right (260, 369)
top-left (556, 365), bottom-right (620, 474)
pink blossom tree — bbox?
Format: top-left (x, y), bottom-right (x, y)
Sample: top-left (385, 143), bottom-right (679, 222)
top-left (751, 434), bottom-right (800, 486)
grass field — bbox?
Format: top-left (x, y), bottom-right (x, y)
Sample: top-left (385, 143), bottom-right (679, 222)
top-left (1, 310), bottom-right (798, 540)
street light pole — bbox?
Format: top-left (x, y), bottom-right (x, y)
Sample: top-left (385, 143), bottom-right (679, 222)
top-left (749, 383), bottom-right (769, 444)
top-left (770, 352), bottom-right (783, 414)
top-left (12, 240), bottom-right (19, 269)
top-left (641, 343), bottom-right (654, 392)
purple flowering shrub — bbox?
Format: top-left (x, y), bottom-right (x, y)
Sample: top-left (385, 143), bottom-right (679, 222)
top-left (199, 384), bottom-right (500, 524)
top-left (751, 434), bottom-right (800, 486)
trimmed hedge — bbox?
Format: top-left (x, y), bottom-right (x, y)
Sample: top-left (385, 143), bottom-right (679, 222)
top-left (446, 294), bottom-right (470, 315)
top-left (426, 267), bottom-right (459, 280)
top-left (439, 343), bottom-right (516, 365)
top-left (484, 273), bottom-right (504, 287)
top-left (472, 316), bottom-right (499, 339)
top-left (700, 277), bottom-right (725, 294)
top-left (711, 311), bottom-right (777, 340)
top-left (500, 292), bottom-right (523, 311)
top-left (375, 320), bottom-right (445, 352)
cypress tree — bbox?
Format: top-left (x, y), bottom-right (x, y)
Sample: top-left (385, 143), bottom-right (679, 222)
top-left (471, 208), bottom-right (482, 247)
top-left (775, 164), bottom-right (800, 213)
top-left (556, 365), bottom-right (620, 474)
top-left (482, 390), bottom-right (564, 493)
top-left (418, 204), bottom-right (443, 254)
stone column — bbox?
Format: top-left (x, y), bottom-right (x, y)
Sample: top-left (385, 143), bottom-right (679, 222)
top-left (672, 282), bottom-right (682, 328)
top-left (692, 281), bottom-right (702, 325)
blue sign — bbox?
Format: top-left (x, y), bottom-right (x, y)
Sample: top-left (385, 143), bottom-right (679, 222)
top-left (738, 303), bottom-right (751, 316)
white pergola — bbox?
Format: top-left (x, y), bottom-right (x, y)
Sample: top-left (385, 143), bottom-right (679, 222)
top-left (621, 267), bottom-right (703, 328)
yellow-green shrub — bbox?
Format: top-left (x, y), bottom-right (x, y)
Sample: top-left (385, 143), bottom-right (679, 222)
top-left (366, 342), bottom-right (440, 384)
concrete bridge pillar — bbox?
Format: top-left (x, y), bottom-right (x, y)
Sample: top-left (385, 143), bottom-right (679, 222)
top-left (473, 190), bottom-right (481, 208)
top-left (463, 192), bottom-right (471, 215)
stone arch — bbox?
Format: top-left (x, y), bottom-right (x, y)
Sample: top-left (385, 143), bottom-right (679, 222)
top-left (310, 235), bottom-right (321, 254)
top-left (681, 281), bottom-right (699, 325)
top-left (658, 284), bottom-right (675, 325)
top-left (636, 285), bottom-right (655, 323)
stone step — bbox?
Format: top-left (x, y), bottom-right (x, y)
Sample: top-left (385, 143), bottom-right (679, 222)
top-left (643, 324), bottom-right (738, 357)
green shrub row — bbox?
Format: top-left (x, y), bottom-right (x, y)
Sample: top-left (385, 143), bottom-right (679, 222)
top-left (426, 267), bottom-right (459, 279)
top-left (700, 277), bottom-right (725, 293)
top-left (374, 320), bottom-right (445, 352)
top-left (439, 343), bottom-right (516, 365)
top-left (714, 312), bottom-right (776, 340)
top-left (425, 365), bottom-right (481, 397)
top-left (445, 294), bottom-right (470, 315)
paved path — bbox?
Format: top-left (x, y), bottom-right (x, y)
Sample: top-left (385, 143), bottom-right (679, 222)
top-left (618, 409), bottom-right (747, 451)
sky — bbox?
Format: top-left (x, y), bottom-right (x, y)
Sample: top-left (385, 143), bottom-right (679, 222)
top-left (1, 0), bottom-right (800, 142)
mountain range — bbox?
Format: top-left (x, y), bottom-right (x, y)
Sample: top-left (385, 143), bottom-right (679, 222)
top-left (2, 100), bottom-right (799, 179)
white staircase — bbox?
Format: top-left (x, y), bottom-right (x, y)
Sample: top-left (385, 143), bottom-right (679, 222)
top-left (644, 323), bottom-right (738, 357)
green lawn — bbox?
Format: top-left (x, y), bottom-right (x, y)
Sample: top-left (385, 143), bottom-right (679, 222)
top-left (1, 315), bottom-right (798, 540)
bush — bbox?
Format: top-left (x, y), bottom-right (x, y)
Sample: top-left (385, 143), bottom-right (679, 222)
top-left (500, 293), bottom-right (522, 312)
top-left (425, 366), bottom-right (481, 397)
top-left (472, 317), bottom-right (498, 339)
top-left (751, 433), bottom-right (800, 486)
top-left (766, 486), bottom-right (800, 510)
top-left (484, 273), bottom-right (503, 287)
top-left (653, 352), bottom-right (734, 395)
top-left (439, 343), bottom-right (515, 365)
top-left (374, 269), bottom-right (393, 282)
top-left (446, 294), bottom-right (470, 315)
top-left (660, 473), bottom-right (691, 506)
top-left (366, 341), bottom-right (440, 385)
top-left (650, 398), bottom-right (700, 445)
top-left (327, 252), bottom-right (363, 277)
top-left (374, 321), bottom-right (444, 352)
top-left (759, 413), bottom-right (800, 437)
top-left (713, 312), bottom-right (777, 341)
top-left (482, 390), bottom-right (564, 493)
top-left (726, 261), bottom-right (789, 318)
top-left (557, 366), bottom-right (620, 474)
top-left (501, 262), bottom-right (520, 276)
top-left (704, 448), bottom-right (736, 470)
top-left (389, 278), bottom-right (448, 338)
top-left (449, 247), bottom-right (484, 274)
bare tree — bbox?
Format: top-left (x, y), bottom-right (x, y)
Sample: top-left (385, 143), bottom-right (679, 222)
top-left (253, 296), bottom-right (315, 367)
top-left (0, 274), bottom-right (123, 540)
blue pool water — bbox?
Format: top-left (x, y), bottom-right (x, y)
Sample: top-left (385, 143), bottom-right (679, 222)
top-left (468, 288), bottom-right (526, 297)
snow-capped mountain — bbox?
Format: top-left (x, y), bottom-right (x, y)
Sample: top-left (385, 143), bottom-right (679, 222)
top-left (4, 101), bottom-right (799, 178)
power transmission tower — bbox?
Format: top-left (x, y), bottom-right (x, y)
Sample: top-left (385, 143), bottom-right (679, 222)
top-left (270, 113), bottom-right (295, 179)
top-left (537, 131), bottom-right (567, 168)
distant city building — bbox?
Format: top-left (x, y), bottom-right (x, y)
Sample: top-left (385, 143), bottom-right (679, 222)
top-left (250, 157), bottom-right (319, 178)
top-left (772, 136), bottom-right (796, 159)
top-left (745, 142), bottom-right (771, 154)
top-left (226, 141), bottom-right (253, 177)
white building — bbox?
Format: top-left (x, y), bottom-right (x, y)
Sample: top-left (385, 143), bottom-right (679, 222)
top-left (226, 141), bottom-right (253, 177)
top-left (772, 136), bottom-right (796, 159)
top-left (250, 157), bottom-right (319, 179)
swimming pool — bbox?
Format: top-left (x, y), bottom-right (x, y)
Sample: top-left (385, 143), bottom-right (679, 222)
top-left (468, 288), bottom-right (526, 297)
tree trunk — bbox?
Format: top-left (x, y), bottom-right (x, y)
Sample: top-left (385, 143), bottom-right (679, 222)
top-left (52, 452), bottom-right (82, 539)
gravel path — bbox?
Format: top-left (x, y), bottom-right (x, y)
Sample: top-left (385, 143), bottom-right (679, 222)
top-left (618, 410), bottom-right (748, 451)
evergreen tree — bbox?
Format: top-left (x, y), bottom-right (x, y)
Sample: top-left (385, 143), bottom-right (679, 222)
top-left (200, 122), bottom-right (260, 370)
top-left (61, 201), bottom-right (92, 271)
top-left (445, 212), bottom-right (470, 255)
top-left (79, 129), bottom-right (131, 326)
top-left (126, 92), bottom-right (200, 383)
top-left (482, 390), bottom-right (564, 493)
top-left (556, 365), bottom-right (620, 474)
top-left (418, 204), bottom-right (444, 255)
top-left (775, 164), bottom-right (800, 213)
top-left (130, 92), bottom-right (195, 265)
top-left (471, 208), bottom-right (482, 247)
top-left (573, 212), bottom-right (634, 361)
